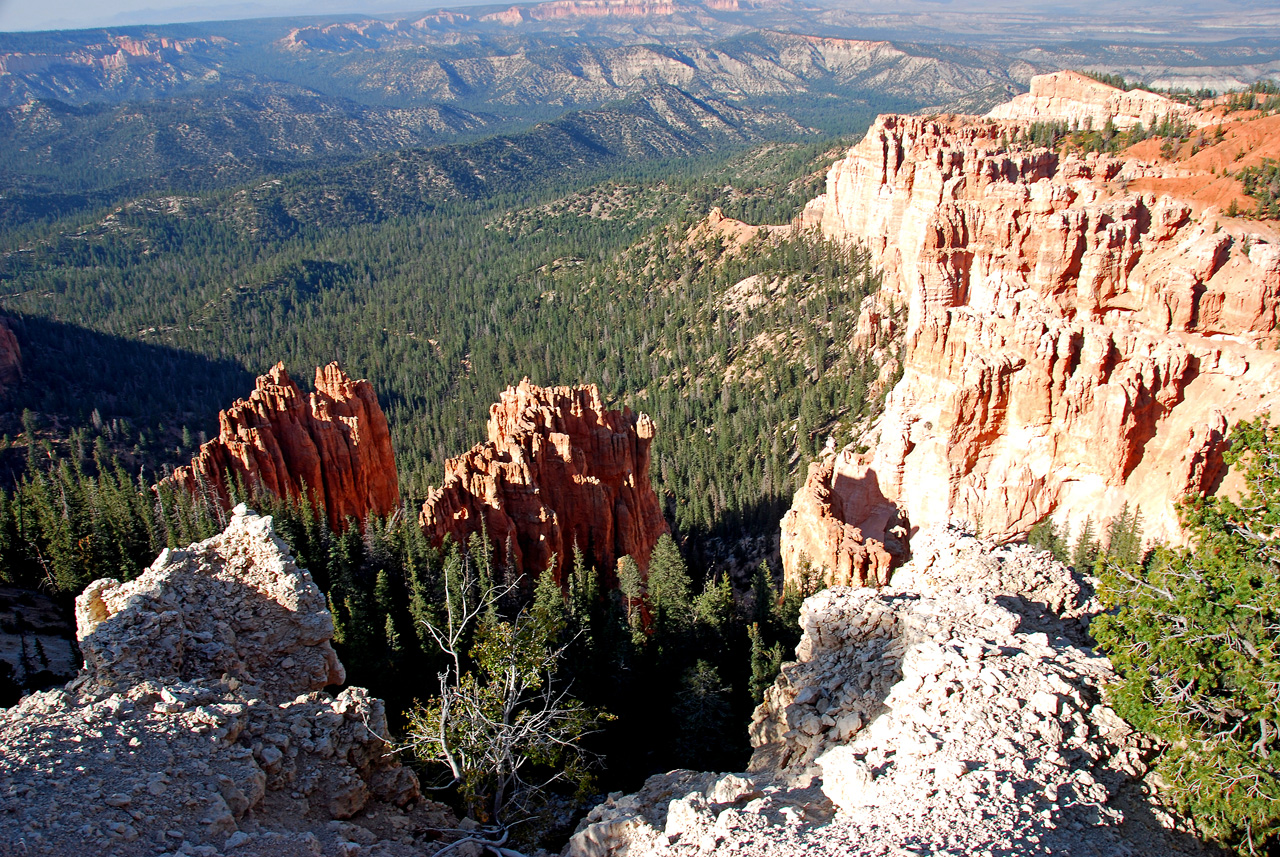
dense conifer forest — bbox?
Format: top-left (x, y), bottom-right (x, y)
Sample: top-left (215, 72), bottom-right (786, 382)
top-left (0, 104), bottom-right (889, 815)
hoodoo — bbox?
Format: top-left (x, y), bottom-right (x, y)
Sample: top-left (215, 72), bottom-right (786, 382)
top-left (419, 379), bottom-right (668, 583)
top-left (164, 362), bottom-right (399, 531)
top-left (784, 72), bottom-right (1280, 578)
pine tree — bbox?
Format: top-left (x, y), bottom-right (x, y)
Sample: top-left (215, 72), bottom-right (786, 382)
top-left (750, 560), bottom-right (777, 628)
top-left (747, 621), bottom-right (782, 704)
top-left (385, 613), bottom-right (403, 658)
top-left (1071, 517), bottom-right (1099, 571)
top-left (1094, 418), bottom-right (1280, 855)
top-left (692, 573), bottom-right (734, 632)
top-left (646, 534), bottom-right (692, 644)
top-left (532, 558), bottom-right (569, 638)
top-left (616, 555), bottom-right (645, 643)
top-left (672, 660), bottom-right (731, 769)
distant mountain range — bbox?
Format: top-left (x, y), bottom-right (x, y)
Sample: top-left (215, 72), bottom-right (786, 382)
top-left (0, 0), bottom-right (1276, 207)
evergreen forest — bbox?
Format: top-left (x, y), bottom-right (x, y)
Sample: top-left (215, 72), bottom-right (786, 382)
top-left (0, 89), bottom-right (890, 829)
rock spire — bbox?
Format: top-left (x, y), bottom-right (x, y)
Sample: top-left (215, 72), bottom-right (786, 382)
top-left (164, 362), bottom-right (399, 531)
top-left (419, 379), bottom-right (668, 583)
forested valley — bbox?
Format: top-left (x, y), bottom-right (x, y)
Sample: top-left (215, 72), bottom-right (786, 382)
top-left (0, 83), bottom-right (898, 832)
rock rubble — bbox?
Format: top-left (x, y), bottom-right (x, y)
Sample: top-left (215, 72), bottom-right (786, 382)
top-left (563, 527), bottom-right (1214, 857)
top-left (0, 507), bottom-right (455, 857)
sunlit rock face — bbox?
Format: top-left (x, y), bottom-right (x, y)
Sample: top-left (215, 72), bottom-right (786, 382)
top-left (802, 88), bottom-right (1280, 545)
top-left (164, 362), bottom-right (399, 532)
top-left (420, 379), bottom-right (668, 583)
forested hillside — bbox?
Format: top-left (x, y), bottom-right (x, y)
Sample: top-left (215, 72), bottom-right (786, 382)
top-left (0, 121), bottom-right (892, 812)
top-left (0, 107), bottom-right (885, 560)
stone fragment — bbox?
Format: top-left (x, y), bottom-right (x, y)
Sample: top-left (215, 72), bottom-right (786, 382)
top-left (817, 746), bottom-right (876, 810)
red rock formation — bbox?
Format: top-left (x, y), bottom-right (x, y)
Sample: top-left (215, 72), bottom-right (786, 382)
top-left (420, 379), bottom-right (668, 583)
top-left (780, 450), bottom-right (909, 591)
top-left (781, 86), bottom-right (1280, 576)
top-left (164, 363), bottom-right (399, 531)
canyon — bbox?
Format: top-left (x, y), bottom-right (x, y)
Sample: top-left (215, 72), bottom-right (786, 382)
top-left (782, 70), bottom-right (1280, 586)
top-left (2, 54), bottom-right (1278, 857)
top-left (164, 363), bottom-right (399, 532)
top-left (420, 379), bottom-right (669, 583)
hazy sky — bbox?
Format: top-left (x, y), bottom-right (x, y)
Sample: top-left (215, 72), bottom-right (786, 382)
top-left (0, 0), bottom-right (497, 32)
top-left (0, 0), bottom-right (1261, 34)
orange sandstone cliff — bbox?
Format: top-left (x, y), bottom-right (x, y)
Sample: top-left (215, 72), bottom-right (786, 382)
top-left (419, 379), bottom-right (668, 583)
top-left (783, 71), bottom-right (1280, 585)
top-left (164, 362), bottom-right (399, 530)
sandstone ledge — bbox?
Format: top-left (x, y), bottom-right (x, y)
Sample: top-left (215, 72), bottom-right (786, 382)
top-left (807, 98), bottom-right (1280, 544)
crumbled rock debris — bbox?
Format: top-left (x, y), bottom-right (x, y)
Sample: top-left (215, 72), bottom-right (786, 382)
top-left (0, 506), bottom-right (458, 857)
top-left (564, 527), bottom-right (1218, 857)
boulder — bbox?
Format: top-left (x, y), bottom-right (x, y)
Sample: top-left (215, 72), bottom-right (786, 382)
top-left (0, 507), bottom-right (454, 856)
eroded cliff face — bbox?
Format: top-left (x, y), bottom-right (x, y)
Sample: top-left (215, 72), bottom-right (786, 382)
top-left (0, 507), bottom-right (455, 856)
top-left (420, 379), bottom-right (668, 583)
top-left (779, 450), bottom-right (909, 592)
top-left (164, 362), bottom-right (399, 531)
top-left (797, 80), bottom-right (1280, 552)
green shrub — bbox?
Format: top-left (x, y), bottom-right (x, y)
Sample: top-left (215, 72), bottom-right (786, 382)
top-left (1093, 417), bottom-right (1280, 855)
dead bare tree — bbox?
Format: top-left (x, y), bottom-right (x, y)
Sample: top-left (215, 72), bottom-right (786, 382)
top-left (400, 552), bottom-right (606, 831)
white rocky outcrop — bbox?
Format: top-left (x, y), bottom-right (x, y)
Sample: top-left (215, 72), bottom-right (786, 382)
top-left (985, 70), bottom-right (1197, 130)
top-left (563, 527), bottom-right (1213, 857)
top-left (0, 506), bottom-right (455, 856)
